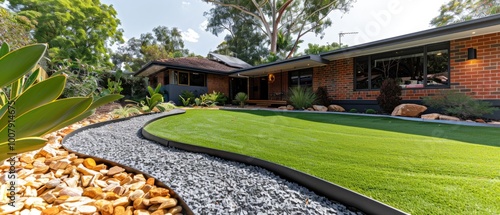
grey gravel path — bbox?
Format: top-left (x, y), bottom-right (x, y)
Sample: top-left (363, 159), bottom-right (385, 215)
top-left (64, 111), bottom-right (363, 215)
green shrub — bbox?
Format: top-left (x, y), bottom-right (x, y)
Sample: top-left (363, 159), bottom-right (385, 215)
top-left (180, 90), bottom-right (195, 105)
top-left (289, 86), bottom-right (317, 110)
top-left (377, 78), bottom-right (402, 113)
top-left (194, 98), bottom-right (201, 106)
top-left (315, 86), bottom-right (330, 106)
top-left (423, 90), bottom-right (498, 119)
top-left (349, 108), bottom-right (358, 113)
top-left (234, 92), bottom-right (248, 108)
top-left (199, 91), bottom-right (226, 107)
top-left (365, 109), bottom-right (377, 114)
top-left (179, 95), bottom-right (191, 106)
top-left (0, 43), bottom-right (122, 162)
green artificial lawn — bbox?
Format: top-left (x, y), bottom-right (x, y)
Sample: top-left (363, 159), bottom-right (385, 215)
top-left (144, 109), bottom-right (500, 215)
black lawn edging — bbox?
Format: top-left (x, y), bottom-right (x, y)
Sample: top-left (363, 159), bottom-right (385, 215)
top-left (61, 111), bottom-right (194, 215)
top-left (141, 109), bottom-right (409, 215)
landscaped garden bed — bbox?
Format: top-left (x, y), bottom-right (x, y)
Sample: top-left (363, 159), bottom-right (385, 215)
top-left (144, 109), bottom-right (500, 215)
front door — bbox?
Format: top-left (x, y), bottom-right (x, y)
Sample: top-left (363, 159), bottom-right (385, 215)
top-left (259, 77), bottom-right (268, 100)
top-left (230, 77), bottom-right (248, 99)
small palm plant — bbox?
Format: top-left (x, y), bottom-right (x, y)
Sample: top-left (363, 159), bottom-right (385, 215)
top-left (234, 92), bottom-right (248, 108)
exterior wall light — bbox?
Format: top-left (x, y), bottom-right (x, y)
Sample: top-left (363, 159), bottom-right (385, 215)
top-left (467, 48), bottom-right (477, 60)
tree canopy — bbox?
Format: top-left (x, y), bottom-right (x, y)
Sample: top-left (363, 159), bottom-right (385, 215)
top-left (5, 0), bottom-right (123, 67)
top-left (303, 42), bottom-right (342, 55)
top-left (430, 0), bottom-right (500, 26)
top-left (204, 0), bottom-right (354, 59)
top-left (112, 26), bottom-right (192, 72)
top-left (0, 6), bottom-right (34, 49)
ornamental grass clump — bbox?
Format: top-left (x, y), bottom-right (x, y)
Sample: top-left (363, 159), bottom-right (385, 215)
top-left (0, 43), bottom-right (122, 162)
top-left (289, 86), bottom-right (317, 110)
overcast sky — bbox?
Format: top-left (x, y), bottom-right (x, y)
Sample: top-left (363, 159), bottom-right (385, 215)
top-left (102, 0), bottom-right (450, 56)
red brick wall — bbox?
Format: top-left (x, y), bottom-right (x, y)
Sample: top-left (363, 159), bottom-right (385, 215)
top-left (268, 71), bottom-right (288, 99)
top-left (207, 74), bottom-right (229, 96)
top-left (318, 32), bottom-right (500, 101)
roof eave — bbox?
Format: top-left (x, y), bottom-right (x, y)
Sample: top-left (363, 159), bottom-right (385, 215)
top-left (321, 14), bottom-right (500, 59)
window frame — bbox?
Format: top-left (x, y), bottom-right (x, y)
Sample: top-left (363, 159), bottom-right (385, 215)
top-left (353, 42), bottom-right (450, 91)
top-left (173, 71), bottom-right (207, 87)
top-left (289, 68), bottom-right (313, 88)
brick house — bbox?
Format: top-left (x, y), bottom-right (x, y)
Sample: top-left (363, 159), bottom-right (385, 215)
top-left (134, 53), bottom-right (251, 104)
top-left (135, 14), bottom-right (500, 118)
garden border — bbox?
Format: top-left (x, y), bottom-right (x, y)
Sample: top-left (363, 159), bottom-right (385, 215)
top-left (141, 109), bottom-right (409, 215)
top-left (61, 111), bottom-right (194, 215)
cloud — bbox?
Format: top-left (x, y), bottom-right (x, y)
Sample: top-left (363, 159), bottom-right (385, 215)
top-left (182, 1), bottom-right (191, 5)
top-left (181, 29), bottom-right (200, 43)
top-left (199, 20), bottom-right (209, 32)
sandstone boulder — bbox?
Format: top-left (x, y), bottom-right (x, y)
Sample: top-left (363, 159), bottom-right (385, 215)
top-left (286, 105), bottom-right (294, 110)
top-left (391, 104), bottom-right (427, 117)
top-left (312, 105), bottom-right (328, 112)
top-left (328, 105), bottom-right (345, 112)
top-left (438, 115), bottom-right (460, 121)
top-left (421, 113), bottom-right (441, 120)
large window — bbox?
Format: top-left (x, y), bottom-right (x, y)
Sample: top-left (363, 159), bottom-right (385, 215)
top-left (289, 69), bottom-right (313, 88)
top-left (354, 42), bottom-right (449, 90)
top-left (173, 71), bottom-right (206, 86)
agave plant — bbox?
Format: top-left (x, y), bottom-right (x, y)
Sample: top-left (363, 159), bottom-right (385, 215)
top-left (0, 43), bottom-right (123, 162)
top-left (109, 105), bottom-right (141, 118)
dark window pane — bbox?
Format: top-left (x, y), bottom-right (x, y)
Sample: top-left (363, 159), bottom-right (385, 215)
top-left (190, 73), bottom-right (205, 86)
top-left (427, 49), bottom-right (449, 86)
top-left (355, 58), bottom-right (369, 89)
top-left (163, 72), bottom-right (169, 85)
top-left (179, 72), bottom-right (189, 85)
top-left (289, 71), bottom-right (299, 87)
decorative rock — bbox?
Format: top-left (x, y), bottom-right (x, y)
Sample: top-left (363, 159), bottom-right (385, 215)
top-left (286, 105), bottom-right (294, 110)
top-left (107, 166), bottom-right (125, 176)
top-left (167, 206), bottom-right (182, 214)
top-left (278, 106), bottom-right (287, 110)
top-left (421, 113), bottom-right (441, 120)
top-left (114, 206), bottom-right (126, 215)
top-left (40, 192), bottom-right (57, 204)
top-left (146, 178), bottom-right (155, 186)
top-left (133, 198), bottom-right (148, 210)
top-left (157, 198), bottom-right (177, 210)
top-left (81, 175), bottom-right (93, 187)
top-left (95, 200), bottom-right (114, 215)
top-left (475, 119), bottom-right (486, 123)
top-left (104, 191), bottom-right (121, 200)
top-left (150, 210), bottom-right (165, 215)
top-left (76, 164), bottom-right (99, 176)
top-left (149, 197), bottom-right (170, 204)
top-left (83, 158), bottom-right (96, 169)
top-left (33, 165), bottom-right (50, 174)
top-left (391, 104), bottom-right (427, 117)
top-left (41, 206), bottom-right (60, 215)
top-left (328, 104), bottom-right (345, 112)
top-left (133, 209), bottom-right (150, 215)
top-left (20, 154), bottom-right (34, 164)
top-left (59, 187), bottom-right (82, 197)
top-left (129, 190), bottom-right (144, 201)
top-left (312, 105), bottom-right (328, 112)
top-left (77, 205), bottom-right (97, 215)
top-left (113, 197), bottom-right (129, 207)
top-left (83, 187), bottom-right (103, 199)
top-left (129, 181), bottom-right (146, 190)
top-left (64, 177), bottom-right (78, 187)
top-left (133, 174), bottom-right (146, 182)
top-left (438, 115), bottom-right (460, 121)
top-left (149, 188), bottom-right (169, 198)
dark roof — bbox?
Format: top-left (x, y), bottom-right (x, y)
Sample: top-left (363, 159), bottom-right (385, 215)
top-left (134, 57), bottom-right (238, 77)
top-left (156, 57), bottom-right (237, 72)
top-left (208, 53), bottom-right (252, 68)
